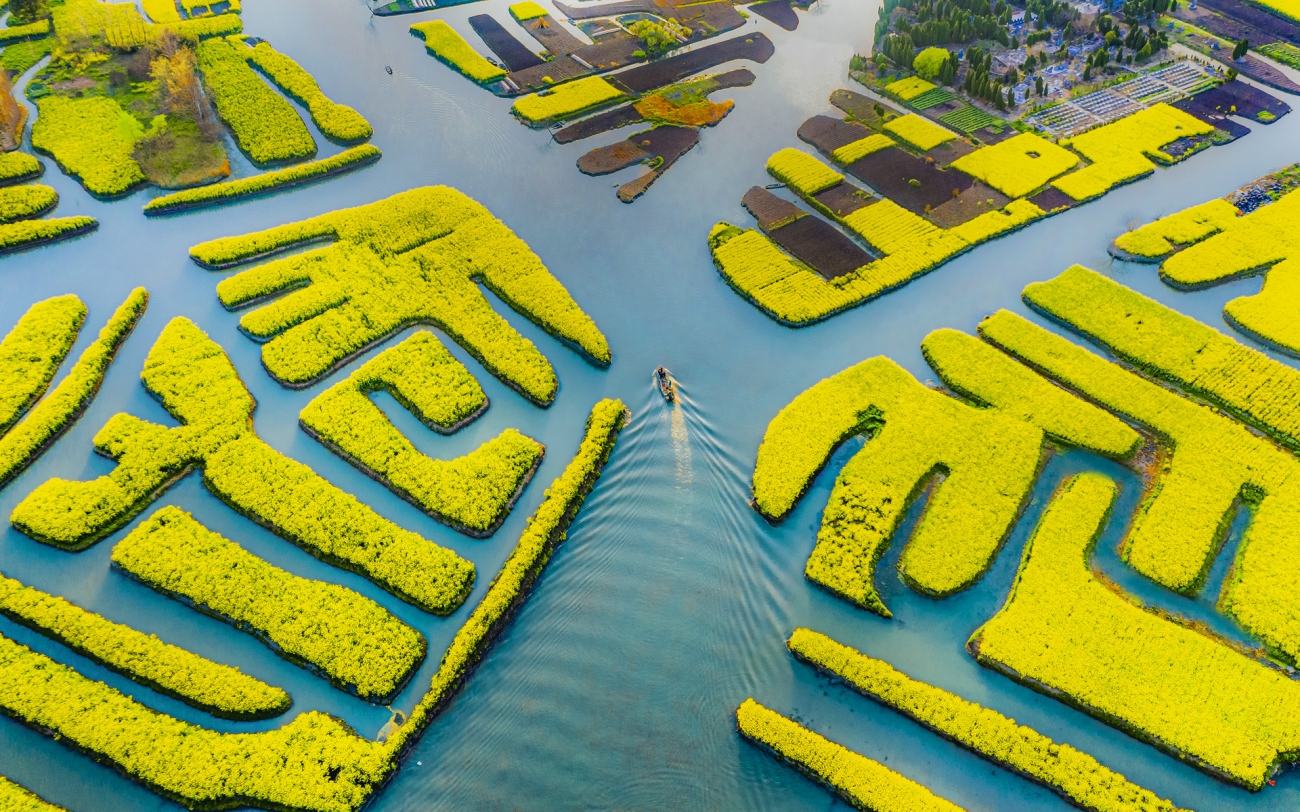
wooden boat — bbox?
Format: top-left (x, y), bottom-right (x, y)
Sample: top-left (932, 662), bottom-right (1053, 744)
top-left (655, 366), bottom-right (676, 402)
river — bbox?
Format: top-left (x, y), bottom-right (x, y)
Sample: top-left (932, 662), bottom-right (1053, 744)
top-left (1, 0), bottom-right (1299, 808)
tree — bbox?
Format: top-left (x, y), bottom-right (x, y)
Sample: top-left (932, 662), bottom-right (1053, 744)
top-left (1083, 64), bottom-right (1092, 81)
top-left (912, 46), bottom-right (950, 79)
top-left (0, 72), bottom-right (22, 151)
top-left (150, 43), bottom-right (219, 140)
top-left (1035, 74), bottom-right (1045, 95)
top-left (9, 0), bottom-right (42, 24)
top-left (1233, 38), bottom-right (1249, 60)
top-left (629, 20), bottom-right (675, 55)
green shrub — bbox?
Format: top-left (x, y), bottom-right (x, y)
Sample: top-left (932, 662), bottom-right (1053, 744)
top-left (300, 331), bottom-right (543, 535)
top-left (197, 36), bottom-right (316, 166)
top-left (920, 328), bottom-right (1140, 459)
top-left (143, 145), bottom-right (380, 214)
top-left (790, 628), bottom-right (1186, 812)
top-left (628, 19), bottom-right (675, 54)
top-left (0, 569), bottom-right (289, 719)
top-left (973, 472), bottom-right (1300, 791)
top-left (246, 41), bottom-right (372, 142)
top-left (195, 186), bottom-right (610, 401)
top-left (0, 184), bottom-right (56, 223)
top-left (31, 96), bottom-right (145, 197)
top-left (752, 356), bottom-right (1042, 615)
top-left (0, 776), bottom-right (66, 811)
top-left (912, 46), bottom-right (950, 80)
top-left (0, 152), bottom-right (42, 185)
top-left (10, 317), bottom-right (476, 616)
top-left (735, 698), bottom-right (963, 812)
top-left (0, 295), bottom-right (85, 434)
top-left (383, 398), bottom-right (629, 757)
top-left (0, 288), bottom-right (145, 490)
top-left (113, 507), bottom-right (427, 702)
top-left (411, 20), bottom-right (506, 85)
top-left (1259, 41), bottom-right (1300, 68)
top-left (938, 105), bottom-right (1003, 134)
top-left (0, 631), bottom-right (392, 811)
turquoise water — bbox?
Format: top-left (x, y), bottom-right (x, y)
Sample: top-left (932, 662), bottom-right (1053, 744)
top-left (1, 0), bottom-right (1300, 808)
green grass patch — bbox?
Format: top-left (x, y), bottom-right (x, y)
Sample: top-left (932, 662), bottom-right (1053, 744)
top-left (909, 87), bottom-right (955, 110)
top-left (939, 105), bottom-right (1003, 134)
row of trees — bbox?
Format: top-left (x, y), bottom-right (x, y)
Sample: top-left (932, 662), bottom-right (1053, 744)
top-left (962, 45), bottom-right (1014, 109)
top-left (1022, 0), bottom-right (1076, 28)
top-left (890, 0), bottom-right (1010, 46)
top-left (895, 15), bottom-right (1010, 46)
top-left (1120, 0), bottom-right (1171, 23)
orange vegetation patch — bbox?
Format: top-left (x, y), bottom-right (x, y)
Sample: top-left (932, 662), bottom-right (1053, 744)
top-left (633, 94), bottom-right (734, 127)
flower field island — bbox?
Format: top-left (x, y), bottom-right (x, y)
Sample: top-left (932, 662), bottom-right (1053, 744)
top-left (735, 698), bottom-right (967, 812)
top-left (0, 0), bottom-right (380, 221)
top-left (708, 31), bottom-right (1295, 324)
top-left (0, 570), bottom-right (292, 719)
top-left (406, 1), bottom-right (792, 200)
top-left (0, 776), bottom-right (66, 811)
top-left (11, 317), bottom-right (478, 613)
top-left (0, 151), bottom-right (96, 253)
top-left (0, 289), bottom-right (146, 489)
top-left (195, 186), bottom-right (610, 400)
top-left (298, 331), bottom-right (546, 537)
top-left (1111, 163), bottom-right (1300, 355)
top-left (112, 508), bottom-right (429, 702)
top-left (781, 627), bottom-right (1185, 811)
top-left (0, 313), bottom-right (630, 810)
top-left (742, 260), bottom-right (1300, 807)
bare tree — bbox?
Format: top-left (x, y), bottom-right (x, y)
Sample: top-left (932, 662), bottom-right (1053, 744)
top-left (150, 43), bottom-right (219, 140)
